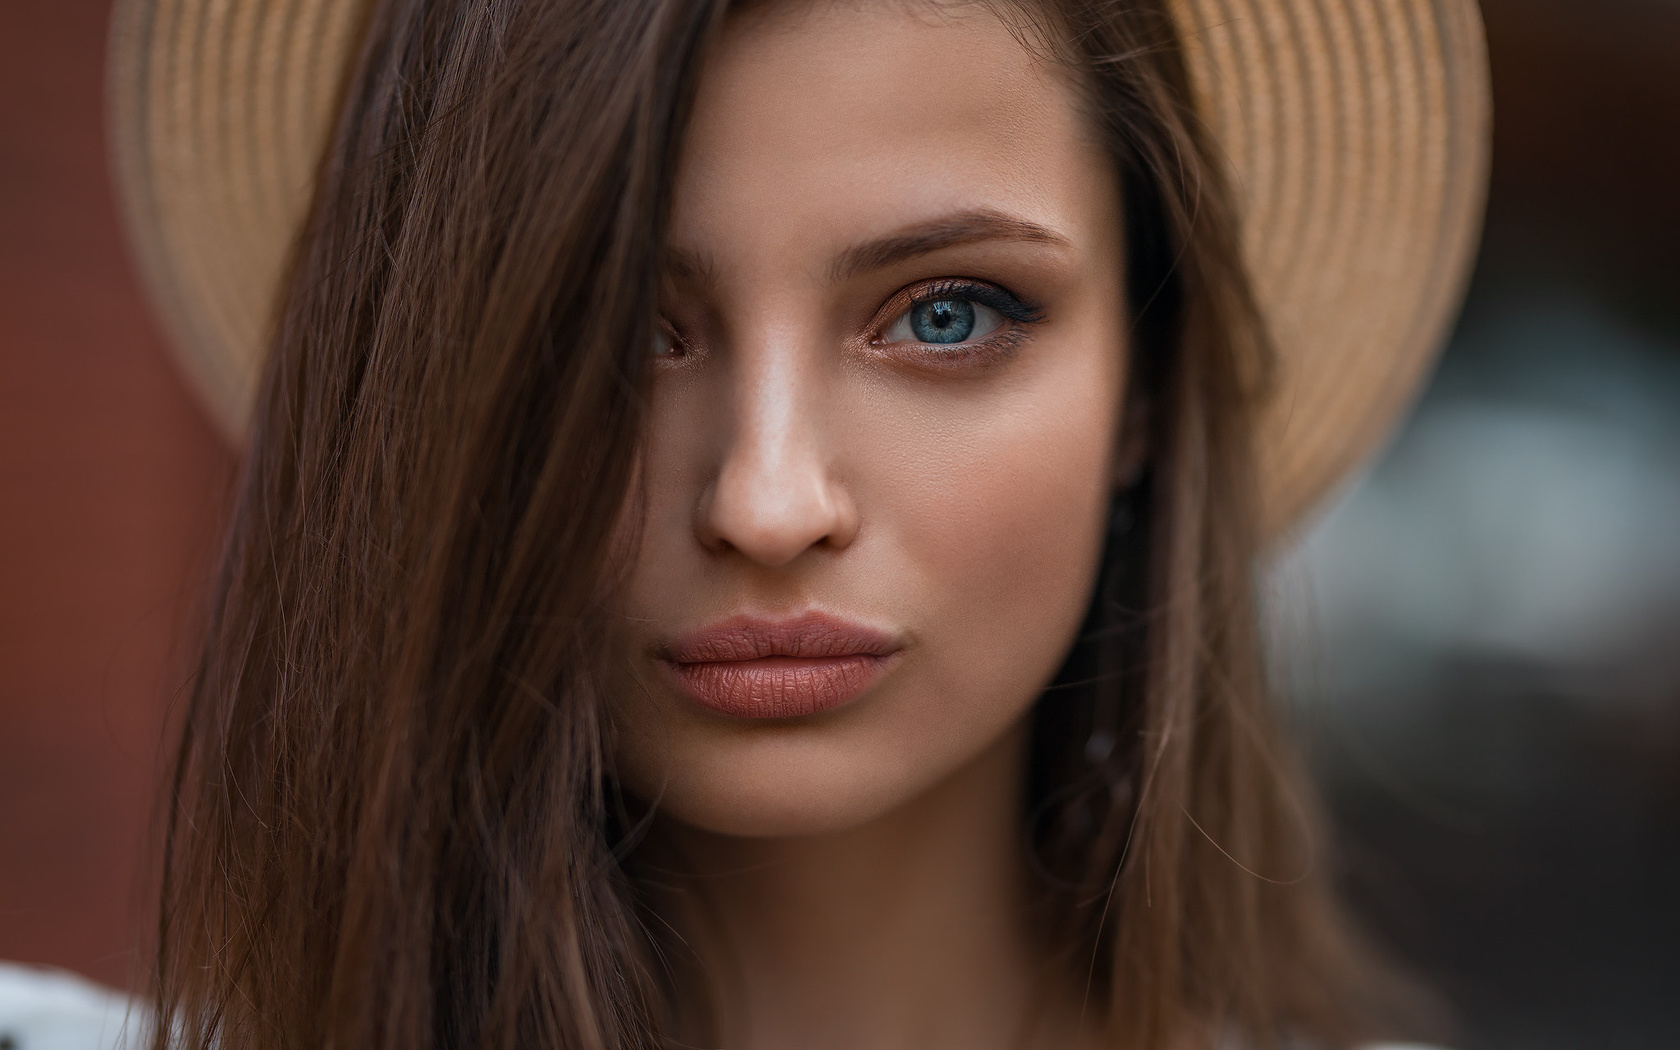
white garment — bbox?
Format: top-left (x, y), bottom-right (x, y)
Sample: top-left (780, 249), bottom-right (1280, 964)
top-left (0, 964), bottom-right (142, 1050)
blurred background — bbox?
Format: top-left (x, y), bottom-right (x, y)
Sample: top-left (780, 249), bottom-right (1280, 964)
top-left (1, 0), bottom-right (1675, 1047)
top-left (1264, 1), bottom-right (1680, 1046)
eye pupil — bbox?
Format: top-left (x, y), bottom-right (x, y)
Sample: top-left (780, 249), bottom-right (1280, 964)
top-left (910, 299), bottom-right (975, 344)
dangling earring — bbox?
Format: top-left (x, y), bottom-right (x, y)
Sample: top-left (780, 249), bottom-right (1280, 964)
top-left (1085, 727), bottom-right (1116, 766)
top-left (1084, 480), bottom-right (1142, 784)
top-left (1106, 484), bottom-right (1137, 545)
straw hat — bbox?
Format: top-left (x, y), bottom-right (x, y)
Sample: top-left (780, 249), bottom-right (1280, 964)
top-left (107, 0), bottom-right (1490, 537)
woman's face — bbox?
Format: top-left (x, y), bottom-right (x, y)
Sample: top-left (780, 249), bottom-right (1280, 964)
top-left (612, 0), bottom-right (1127, 837)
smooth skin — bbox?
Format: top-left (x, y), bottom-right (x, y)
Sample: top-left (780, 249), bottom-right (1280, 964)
top-left (612, 3), bottom-right (1128, 1048)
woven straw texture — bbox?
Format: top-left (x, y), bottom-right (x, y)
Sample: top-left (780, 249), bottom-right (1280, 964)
top-left (107, 0), bottom-right (1490, 536)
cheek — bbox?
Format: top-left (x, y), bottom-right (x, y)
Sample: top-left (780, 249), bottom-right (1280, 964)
top-left (865, 364), bottom-right (1120, 717)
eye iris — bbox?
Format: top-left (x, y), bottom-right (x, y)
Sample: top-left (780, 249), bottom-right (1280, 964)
top-left (910, 299), bottom-right (975, 344)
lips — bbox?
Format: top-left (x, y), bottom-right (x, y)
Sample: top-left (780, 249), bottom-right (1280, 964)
top-left (662, 612), bottom-right (901, 719)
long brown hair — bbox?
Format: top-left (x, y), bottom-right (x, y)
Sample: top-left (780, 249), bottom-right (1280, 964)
top-left (150, 1), bottom-right (1411, 1047)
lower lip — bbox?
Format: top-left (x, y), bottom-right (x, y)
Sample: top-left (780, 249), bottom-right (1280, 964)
top-left (669, 654), bottom-right (895, 719)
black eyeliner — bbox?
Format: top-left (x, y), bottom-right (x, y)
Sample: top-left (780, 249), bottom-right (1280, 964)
top-left (910, 279), bottom-right (1045, 325)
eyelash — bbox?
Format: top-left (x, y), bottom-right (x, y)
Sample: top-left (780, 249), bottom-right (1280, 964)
top-left (905, 279), bottom-right (1045, 327)
top-left (873, 278), bottom-right (1045, 369)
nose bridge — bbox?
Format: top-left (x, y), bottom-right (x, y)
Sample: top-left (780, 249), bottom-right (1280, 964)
top-left (699, 320), bottom-right (854, 565)
top-left (738, 330), bottom-right (816, 479)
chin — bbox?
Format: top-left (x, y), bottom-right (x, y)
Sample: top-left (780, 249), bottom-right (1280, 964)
top-left (618, 729), bottom-right (932, 838)
top-left (616, 691), bottom-right (1032, 838)
top-left (658, 781), bottom-right (906, 839)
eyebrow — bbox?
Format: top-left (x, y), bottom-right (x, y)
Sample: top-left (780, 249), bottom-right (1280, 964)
top-left (829, 209), bottom-right (1073, 281)
top-left (661, 209), bottom-right (1073, 288)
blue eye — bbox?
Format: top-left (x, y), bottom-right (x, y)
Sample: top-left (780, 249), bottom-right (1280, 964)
top-left (884, 293), bottom-right (1007, 346)
top-left (910, 300), bottom-right (975, 343)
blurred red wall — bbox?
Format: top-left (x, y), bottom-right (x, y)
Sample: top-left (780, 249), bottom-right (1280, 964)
top-left (0, 0), bottom-right (235, 988)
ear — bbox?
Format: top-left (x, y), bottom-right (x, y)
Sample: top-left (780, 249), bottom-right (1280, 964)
top-left (1113, 393), bottom-right (1150, 491)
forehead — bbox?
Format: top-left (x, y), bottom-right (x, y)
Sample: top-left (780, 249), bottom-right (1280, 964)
top-left (671, 0), bottom-right (1111, 271)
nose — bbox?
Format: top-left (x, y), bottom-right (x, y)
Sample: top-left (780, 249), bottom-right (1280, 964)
top-left (695, 344), bottom-right (858, 567)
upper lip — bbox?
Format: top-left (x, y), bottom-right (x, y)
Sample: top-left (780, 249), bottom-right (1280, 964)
top-left (663, 611), bottom-right (901, 664)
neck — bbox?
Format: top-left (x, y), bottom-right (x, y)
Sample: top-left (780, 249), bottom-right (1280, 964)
top-left (641, 722), bottom-right (1091, 1050)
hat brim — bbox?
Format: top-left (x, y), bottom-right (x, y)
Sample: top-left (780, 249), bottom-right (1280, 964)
top-left (107, 0), bottom-right (1489, 538)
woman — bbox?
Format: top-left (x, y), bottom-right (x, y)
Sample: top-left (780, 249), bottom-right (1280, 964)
top-left (105, 0), bottom-right (1489, 1047)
